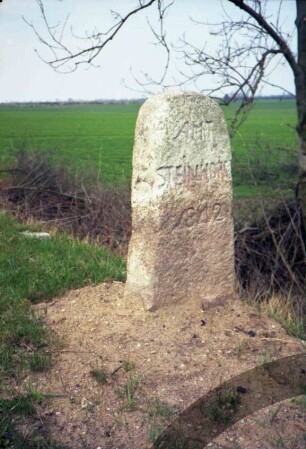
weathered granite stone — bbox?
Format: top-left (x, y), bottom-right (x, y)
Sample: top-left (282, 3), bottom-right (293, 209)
top-left (124, 91), bottom-right (235, 310)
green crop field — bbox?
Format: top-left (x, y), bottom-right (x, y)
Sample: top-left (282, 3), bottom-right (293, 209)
top-left (0, 99), bottom-right (299, 197)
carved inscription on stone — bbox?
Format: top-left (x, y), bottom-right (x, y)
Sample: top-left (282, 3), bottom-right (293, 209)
top-left (134, 160), bottom-right (230, 191)
top-left (156, 160), bottom-right (230, 188)
top-left (161, 201), bottom-right (227, 231)
top-left (175, 202), bottom-right (224, 229)
top-left (172, 120), bottom-right (213, 141)
top-left (153, 119), bottom-right (214, 142)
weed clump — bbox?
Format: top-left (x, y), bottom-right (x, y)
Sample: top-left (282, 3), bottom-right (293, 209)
top-left (90, 368), bottom-right (108, 385)
top-left (206, 388), bottom-right (240, 423)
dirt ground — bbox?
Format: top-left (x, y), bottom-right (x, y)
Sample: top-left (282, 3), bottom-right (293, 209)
top-left (28, 281), bottom-right (306, 449)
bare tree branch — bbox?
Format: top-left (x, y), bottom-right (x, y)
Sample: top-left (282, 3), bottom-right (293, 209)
top-left (24, 0), bottom-right (159, 73)
top-left (228, 0), bottom-right (299, 76)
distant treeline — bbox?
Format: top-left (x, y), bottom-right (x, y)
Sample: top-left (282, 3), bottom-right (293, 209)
top-left (254, 94), bottom-right (295, 100)
top-left (222, 94), bottom-right (295, 103)
top-left (0, 98), bottom-right (145, 108)
top-left (0, 94), bottom-right (295, 108)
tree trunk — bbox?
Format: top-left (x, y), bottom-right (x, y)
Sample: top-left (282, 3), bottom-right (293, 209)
top-left (296, 0), bottom-right (306, 228)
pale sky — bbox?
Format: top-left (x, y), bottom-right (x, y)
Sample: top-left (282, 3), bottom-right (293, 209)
top-left (0, 0), bottom-right (297, 102)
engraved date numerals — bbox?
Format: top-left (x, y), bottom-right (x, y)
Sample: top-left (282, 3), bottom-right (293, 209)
top-left (175, 202), bottom-right (224, 229)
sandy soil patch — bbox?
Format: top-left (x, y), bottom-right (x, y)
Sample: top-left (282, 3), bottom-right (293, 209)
top-left (28, 282), bottom-right (305, 449)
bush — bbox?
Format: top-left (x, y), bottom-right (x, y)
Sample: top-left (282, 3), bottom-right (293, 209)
top-left (1, 149), bottom-right (131, 253)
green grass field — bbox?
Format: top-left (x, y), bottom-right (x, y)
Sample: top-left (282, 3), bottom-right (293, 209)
top-left (0, 211), bottom-right (125, 373)
top-left (0, 99), bottom-right (299, 197)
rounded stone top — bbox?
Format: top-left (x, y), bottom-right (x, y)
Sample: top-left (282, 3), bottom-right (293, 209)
top-left (147, 90), bottom-right (206, 99)
top-left (143, 90), bottom-right (211, 104)
top-left (139, 90), bottom-right (222, 119)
